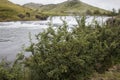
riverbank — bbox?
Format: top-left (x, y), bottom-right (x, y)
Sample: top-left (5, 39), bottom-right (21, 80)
top-left (0, 13), bottom-right (48, 22)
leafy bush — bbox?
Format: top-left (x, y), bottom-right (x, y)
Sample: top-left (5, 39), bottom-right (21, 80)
top-left (0, 17), bottom-right (120, 80)
top-left (93, 10), bottom-right (101, 15)
top-left (17, 14), bottom-right (25, 19)
top-left (26, 12), bottom-right (31, 17)
top-left (0, 53), bottom-right (24, 80)
top-left (25, 17), bottom-right (120, 80)
top-left (86, 10), bottom-right (92, 15)
top-left (35, 13), bottom-right (48, 20)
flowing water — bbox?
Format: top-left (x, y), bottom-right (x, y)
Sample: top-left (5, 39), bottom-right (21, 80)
top-left (0, 16), bottom-right (110, 61)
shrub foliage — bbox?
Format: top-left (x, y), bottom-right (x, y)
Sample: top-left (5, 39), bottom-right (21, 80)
top-left (26, 17), bottom-right (120, 80)
top-left (0, 17), bottom-right (120, 80)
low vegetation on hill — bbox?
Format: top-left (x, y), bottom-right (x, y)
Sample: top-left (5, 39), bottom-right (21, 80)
top-left (0, 0), bottom-right (48, 21)
top-left (0, 17), bottom-right (120, 80)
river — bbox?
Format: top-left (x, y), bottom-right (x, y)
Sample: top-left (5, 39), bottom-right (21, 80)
top-left (0, 16), bottom-right (110, 61)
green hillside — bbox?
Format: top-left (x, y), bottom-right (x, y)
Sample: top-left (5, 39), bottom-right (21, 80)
top-left (0, 0), bottom-right (47, 21)
top-left (24, 0), bottom-right (109, 16)
top-left (23, 2), bottom-right (43, 10)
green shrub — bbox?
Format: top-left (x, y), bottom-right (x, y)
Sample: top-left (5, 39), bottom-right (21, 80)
top-left (25, 17), bottom-right (120, 80)
top-left (0, 17), bottom-right (120, 80)
top-left (0, 53), bottom-right (24, 80)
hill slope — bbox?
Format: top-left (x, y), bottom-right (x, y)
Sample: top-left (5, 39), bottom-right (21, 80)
top-left (0, 0), bottom-right (47, 21)
top-left (23, 2), bottom-right (43, 10)
top-left (23, 0), bottom-right (109, 15)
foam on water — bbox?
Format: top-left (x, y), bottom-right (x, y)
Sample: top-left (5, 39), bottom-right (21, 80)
top-left (0, 16), bottom-right (110, 29)
top-left (0, 21), bottom-right (49, 29)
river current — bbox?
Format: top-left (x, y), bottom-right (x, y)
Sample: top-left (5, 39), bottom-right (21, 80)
top-left (0, 16), bottom-right (110, 61)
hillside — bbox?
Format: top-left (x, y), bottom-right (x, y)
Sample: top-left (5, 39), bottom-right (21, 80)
top-left (0, 0), bottom-right (47, 21)
top-left (23, 0), bottom-right (109, 16)
top-left (23, 2), bottom-right (43, 10)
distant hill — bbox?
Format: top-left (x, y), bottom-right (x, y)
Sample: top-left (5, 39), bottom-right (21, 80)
top-left (0, 0), bottom-right (47, 21)
top-left (23, 2), bottom-right (43, 10)
top-left (23, 0), bottom-right (109, 16)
